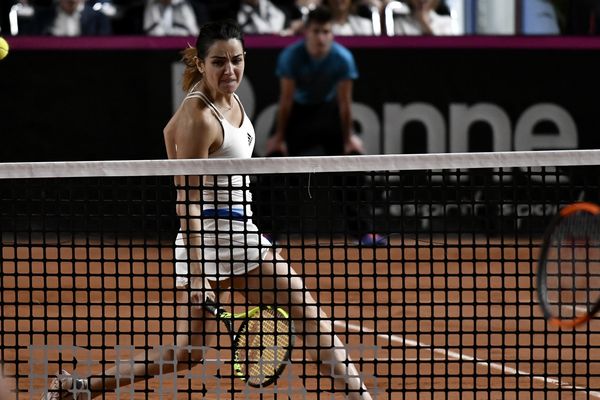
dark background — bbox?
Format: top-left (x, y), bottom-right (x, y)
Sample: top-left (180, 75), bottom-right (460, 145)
top-left (0, 36), bottom-right (598, 162)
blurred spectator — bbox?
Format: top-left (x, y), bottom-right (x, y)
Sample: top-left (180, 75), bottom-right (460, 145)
top-left (237, 0), bottom-right (286, 34)
top-left (295, 0), bottom-right (322, 13)
top-left (143, 0), bottom-right (202, 36)
top-left (24, 0), bottom-right (112, 35)
top-left (393, 0), bottom-right (456, 35)
top-left (522, 0), bottom-right (560, 35)
top-left (294, 0), bottom-right (322, 20)
top-left (281, 0), bottom-right (321, 34)
top-left (325, 0), bottom-right (374, 35)
top-left (548, 0), bottom-right (567, 32)
top-left (357, 0), bottom-right (390, 13)
top-left (474, 0), bottom-right (515, 34)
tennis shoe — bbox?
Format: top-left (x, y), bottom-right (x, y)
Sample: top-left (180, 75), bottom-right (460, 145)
top-left (359, 233), bottom-right (388, 247)
top-left (42, 370), bottom-right (89, 400)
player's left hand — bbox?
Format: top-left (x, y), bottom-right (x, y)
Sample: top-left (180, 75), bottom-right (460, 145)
top-left (190, 277), bottom-right (215, 307)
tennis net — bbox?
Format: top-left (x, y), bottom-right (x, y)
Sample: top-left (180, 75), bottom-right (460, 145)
top-left (2, 150), bottom-right (600, 399)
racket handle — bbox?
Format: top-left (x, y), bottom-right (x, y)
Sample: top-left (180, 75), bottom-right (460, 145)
top-left (202, 298), bottom-right (223, 317)
top-left (202, 300), bottom-right (235, 333)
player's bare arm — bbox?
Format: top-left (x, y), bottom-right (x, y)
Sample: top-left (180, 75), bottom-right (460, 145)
top-left (172, 101), bottom-right (222, 302)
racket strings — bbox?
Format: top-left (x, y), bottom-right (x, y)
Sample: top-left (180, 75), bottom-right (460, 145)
top-left (236, 308), bottom-right (292, 386)
top-left (546, 214), bottom-right (600, 321)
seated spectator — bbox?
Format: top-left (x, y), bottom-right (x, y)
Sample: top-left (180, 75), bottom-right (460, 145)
top-left (325, 0), bottom-right (374, 35)
top-left (237, 0), bottom-right (287, 34)
top-left (522, 0), bottom-right (560, 34)
top-left (281, 0), bottom-right (321, 34)
top-left (357, 0), bottom-right (390, 13)
top-left (24, 0), bottom-right (112, 36)
top-left (393, 0), bottom-right (456, 35)
top-left (143, 0), bottom-right (200, 36)
top-left (293, 0), bottom-right (322, 19)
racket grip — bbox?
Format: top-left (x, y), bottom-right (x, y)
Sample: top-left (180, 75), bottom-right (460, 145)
top-left (202, 298), bottom-right (223, 317)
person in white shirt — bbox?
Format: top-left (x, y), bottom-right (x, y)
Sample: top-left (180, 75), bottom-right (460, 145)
top-left (237, 0), bottom-right (287, 34)
top-left (26, 0), bottom-right (112, 36)
top-left (394, 0), bottom-right (456, 35)
top-left (51, 0), bottom-right (84, 35)
top-left (358, 0), bottom-right (390, 13)
top-left (143, 0), bottom-right (200, 36)
top-left (326, 0), bottom-right (374, 35)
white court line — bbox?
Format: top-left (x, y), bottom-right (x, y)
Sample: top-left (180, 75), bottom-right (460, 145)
top-left (145, 299), bottom-right (599, 396)
top-left (335, 320), bottom-right (600, 398)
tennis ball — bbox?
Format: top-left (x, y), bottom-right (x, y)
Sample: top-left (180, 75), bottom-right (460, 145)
top-left (0, 37), bottom-right (9, 60)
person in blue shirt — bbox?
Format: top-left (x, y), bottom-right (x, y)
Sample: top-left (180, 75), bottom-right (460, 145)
top-left (522, 0), bottom-right (561, 34)
top-left (267, 5), bottom-right (363, 157)
top-left (266, 5), bottom-right (387, 246)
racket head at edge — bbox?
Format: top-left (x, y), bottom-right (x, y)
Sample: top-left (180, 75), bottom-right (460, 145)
top-left (232, 306), bottom-right (295, 387)
top-left (537, 202), bottom-right (600, 328)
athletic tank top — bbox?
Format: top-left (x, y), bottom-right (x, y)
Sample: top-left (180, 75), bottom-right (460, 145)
top-left (184, 83), bottom-right (256, 215)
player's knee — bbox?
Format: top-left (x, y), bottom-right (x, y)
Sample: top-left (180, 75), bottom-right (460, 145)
top-left (294, 316), bottom-right (334, 338)
top-left (290, 301), bottom-right (321, 321)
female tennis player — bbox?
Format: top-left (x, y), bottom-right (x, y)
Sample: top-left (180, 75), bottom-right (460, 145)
top-left (43, 19), bottom-right (372, 400)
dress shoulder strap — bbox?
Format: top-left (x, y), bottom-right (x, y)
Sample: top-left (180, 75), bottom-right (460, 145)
top-left (183, 82), bottom-right (224, 120)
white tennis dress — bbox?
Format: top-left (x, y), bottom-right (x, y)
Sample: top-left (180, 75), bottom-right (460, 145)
top-left (174, 84), bottom-right (272, 287)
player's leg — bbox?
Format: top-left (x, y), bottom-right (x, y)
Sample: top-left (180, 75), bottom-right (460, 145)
top-left (230, 250), bottom-right (372, 400)
top-left (88, 289), bottom-right (212, 392)
top-left (43, 289), bottom-right (220, 399)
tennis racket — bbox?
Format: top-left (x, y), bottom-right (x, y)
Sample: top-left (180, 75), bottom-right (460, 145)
top-left (537, 202), bottom-right (600, 328)
top-left (203, 298), bottom-right (295, 387)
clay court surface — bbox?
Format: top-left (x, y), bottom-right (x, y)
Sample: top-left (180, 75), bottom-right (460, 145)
top-left (2, 235), bottom-right (600, 399)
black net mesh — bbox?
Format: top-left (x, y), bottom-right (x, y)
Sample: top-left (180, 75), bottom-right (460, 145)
top-left (1, 156), bottom-right (600, 399)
